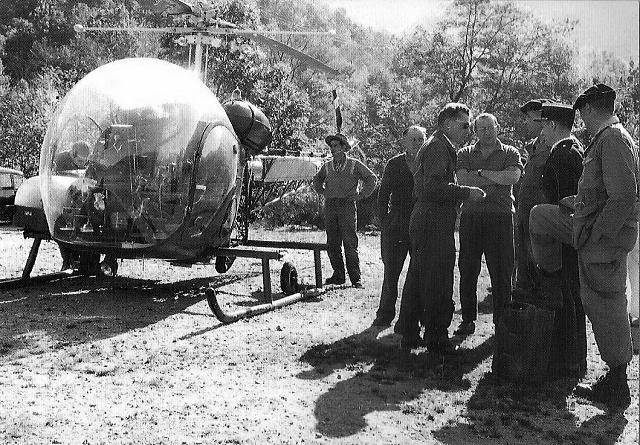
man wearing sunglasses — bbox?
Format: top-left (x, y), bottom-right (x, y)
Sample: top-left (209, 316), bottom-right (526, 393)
top-left (394, 103), bottom-right (486, 354)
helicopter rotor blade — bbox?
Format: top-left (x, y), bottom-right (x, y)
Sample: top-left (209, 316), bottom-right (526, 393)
top-left (74, 24), bottom-right (195, 34)
top-left (250, 34), bottom-right (338, 76)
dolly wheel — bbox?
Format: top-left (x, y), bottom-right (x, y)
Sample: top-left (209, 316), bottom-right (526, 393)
top-left (280, 262), bottom-right (299, 295)
top-left (100, 255), bottom-right (118, 277)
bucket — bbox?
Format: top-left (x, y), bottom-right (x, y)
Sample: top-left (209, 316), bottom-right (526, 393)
top-left (494, 301), bottom-right (555, 382)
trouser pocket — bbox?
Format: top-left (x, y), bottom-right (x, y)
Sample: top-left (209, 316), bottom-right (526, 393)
top-left (579, 255), bottom-right (627, 294)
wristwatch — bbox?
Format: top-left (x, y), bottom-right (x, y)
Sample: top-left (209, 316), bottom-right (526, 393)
top-left (477, 169), bottom-right (483, 177)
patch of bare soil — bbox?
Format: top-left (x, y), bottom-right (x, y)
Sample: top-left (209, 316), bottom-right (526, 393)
top-left (0, 226), bottom-right (638, 444)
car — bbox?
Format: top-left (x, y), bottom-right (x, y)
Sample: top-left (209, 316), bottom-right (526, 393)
top-left (0, 166), bottom-right (25, 222)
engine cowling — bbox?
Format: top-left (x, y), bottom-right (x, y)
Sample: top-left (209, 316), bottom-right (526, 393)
top-left (223, 100), bottom-right (272, 155)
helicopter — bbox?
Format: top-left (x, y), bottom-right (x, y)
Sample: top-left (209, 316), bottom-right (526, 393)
top-left (0, 0), bottom-right (342, 323)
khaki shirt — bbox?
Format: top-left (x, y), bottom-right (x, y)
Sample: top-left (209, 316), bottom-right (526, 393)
top-left (574, 117), bottom-right (639, 251)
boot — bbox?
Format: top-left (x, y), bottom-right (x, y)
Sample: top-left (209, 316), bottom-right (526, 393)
top-left (537, 268), bottom-right (563, 309)
top-left (574, 364), bottom-right (631, 411)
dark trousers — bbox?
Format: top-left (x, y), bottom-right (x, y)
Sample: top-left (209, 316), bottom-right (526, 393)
top-left (459, 212), bottom-right (514, 323)
top-left (515, 201), bottom-right (540, 291)
top-left (395, 203), bottom-right (456, 342)
top-left (324, 199), bottom-right (360, 283)
top-left (375, 212), bottom-right (410, 322)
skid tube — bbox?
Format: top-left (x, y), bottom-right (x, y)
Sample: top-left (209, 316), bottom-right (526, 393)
top-left (207, 240), bottom-right (326, 324)
top-left (0, 235), bottom-right (79, 290)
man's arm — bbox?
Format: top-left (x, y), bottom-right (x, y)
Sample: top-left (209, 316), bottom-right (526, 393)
top-left (480, 166), bottom-right (521, 185)
top-left (456, 169), bottom-right (496, 187)
top-left (377, 160), bottom-right (393, 222)
top-left (355, 160), bottom-right (378, 200)
top-left (417, 141), bottom-right (471, 202)
top-left (312, 164), bottom-right (327, 195)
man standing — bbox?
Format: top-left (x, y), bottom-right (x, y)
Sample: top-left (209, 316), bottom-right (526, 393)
top-left (372, 125), bottom-right (426, 327)
top-left (514, 99), bottom-right (551, 299)
top-left (455, 114), bottom-right (523, 335)
top-left (313, 133), bottom-right (377, 288)
top-left (394, 103), bottom-right (485, 353)
top-left (529, 84), bottom-right (639, 411)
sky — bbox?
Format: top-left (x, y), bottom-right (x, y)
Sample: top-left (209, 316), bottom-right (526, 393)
top-left (321, 0), bottom-right (639, 63)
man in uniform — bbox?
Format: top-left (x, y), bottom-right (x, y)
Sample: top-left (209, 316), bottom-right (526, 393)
top-left (537, 103), bottom-right (583, 206)
top-left (529, 84), bottom-right (639, 411)
top-left (455, 113), bottom-right (523, 335)
top-left (313, 133), bottom-right (378, 288)
top-left (394, 103), bottom-right (485, 353)
top-left (513, 99), bottom-right (551, 300)
top-left (372, 125), bottom-right (426, 327)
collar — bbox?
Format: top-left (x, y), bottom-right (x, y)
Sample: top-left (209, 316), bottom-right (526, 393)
top-left (471, 139), bottom-right (504, 152)
top-left (436, 130), bottom-right (456, 151)
top-left (550, 136), bottom-right (574, 152)
top-left (592, 116), bottom-right (620, 136)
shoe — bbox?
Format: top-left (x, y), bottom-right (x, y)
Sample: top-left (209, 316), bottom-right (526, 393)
top-left (574, 365), bottom-right (631, 411)
top-left (453, 321), bottom-right (475, 336)
top-left (325, 275), bottom-right (345, 285)
top-left (352, 281), bottom-right (364, 288)
top-left (428, 337), bottom-right (458, 355)
top-left (400, 334), bottom-right (426, 352)
top-left (372, 317), bottom-right (392, 327)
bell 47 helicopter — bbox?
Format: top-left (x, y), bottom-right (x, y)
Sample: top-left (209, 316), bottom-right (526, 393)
top-left (0, 1), bottom-right (341, 323)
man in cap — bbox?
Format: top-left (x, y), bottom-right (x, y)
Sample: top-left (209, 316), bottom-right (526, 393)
top-left (313, 133), bottom-right (377, 288)
top-left (394, 103), bottom-right (486, 353)
top-left (537, 103), bottom-right (583, 206)
top-left (513, 99), bottom-right (552, 300)
top-left (455, 113), bottom-right (523, 336)
top-left (536, 102), bottom-right (586, 376)
top-left (529, 84), bottom-right (639, 411)
top-left (372, 125), bottom-right (426, 327)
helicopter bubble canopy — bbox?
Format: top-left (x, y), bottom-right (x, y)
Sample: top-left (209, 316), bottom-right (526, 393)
top-left (40, 58), bottom-right (240, 251)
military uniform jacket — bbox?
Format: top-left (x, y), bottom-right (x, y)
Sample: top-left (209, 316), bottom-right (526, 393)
top-left (542, 137), bottom-right (583, 205)
top-left (573, 117), bottom-right (640, 253)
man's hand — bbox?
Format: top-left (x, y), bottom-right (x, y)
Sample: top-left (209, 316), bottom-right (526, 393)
top-left (467, 187), bottom-right (486, 201)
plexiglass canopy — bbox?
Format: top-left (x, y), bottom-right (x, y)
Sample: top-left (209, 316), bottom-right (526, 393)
top-left (40, 58), bottom-right (238, 249)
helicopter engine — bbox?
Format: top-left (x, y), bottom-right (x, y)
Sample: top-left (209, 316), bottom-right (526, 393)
top-left (223, 99), bottom-right (272, 156)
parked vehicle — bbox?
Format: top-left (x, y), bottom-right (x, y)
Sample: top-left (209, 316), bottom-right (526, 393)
top-left (0, 166), bottom-right (25, 222)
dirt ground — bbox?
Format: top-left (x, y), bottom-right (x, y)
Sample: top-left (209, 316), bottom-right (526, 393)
top-left (0, 225), bottom-right (638, 444)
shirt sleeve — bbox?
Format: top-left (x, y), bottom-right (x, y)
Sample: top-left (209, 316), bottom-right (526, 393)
top-left (505, 145), bottom-right (524, 170)
top-left (377, 160), bottom-right (393, 222)
top-left (312, 164), bottom-right (327, 195)
top-left (592, 130), bottom-right (639, 240)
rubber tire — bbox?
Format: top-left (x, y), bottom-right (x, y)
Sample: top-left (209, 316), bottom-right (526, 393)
top-left (280, 262), bottom-right (299, 295)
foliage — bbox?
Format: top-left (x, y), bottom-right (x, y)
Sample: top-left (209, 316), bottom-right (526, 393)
top-left (0, 0), bottom-right (637, 224)
top-left (0, 69), bottom-right (59, 176)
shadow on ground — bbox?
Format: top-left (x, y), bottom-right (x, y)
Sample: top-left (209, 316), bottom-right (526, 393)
top-left (297, 326), bottom-right (494, 438)
top-left (0, 270), bottom-right (262, 358)
top-left (433, 373), bottom-right (629, 444)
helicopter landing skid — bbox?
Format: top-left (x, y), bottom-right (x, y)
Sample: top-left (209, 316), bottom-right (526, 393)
top-left (0, 236), bottom-right (79, 290)
top-left (207, 241), bottom-right (327, 324)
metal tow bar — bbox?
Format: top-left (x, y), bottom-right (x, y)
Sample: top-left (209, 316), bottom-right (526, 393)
top-left (206, 241), bottom-right (326, 324)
